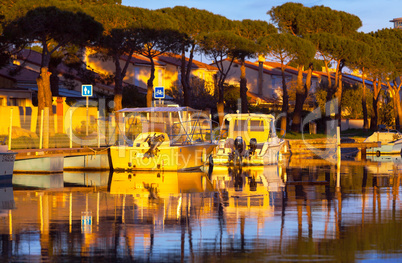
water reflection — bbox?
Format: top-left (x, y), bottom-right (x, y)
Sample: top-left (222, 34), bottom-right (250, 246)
top-left (0, 160), bottom-right (401, 262)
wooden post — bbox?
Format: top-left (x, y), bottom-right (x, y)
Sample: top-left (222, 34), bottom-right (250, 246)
top-left (336, 126), bottom-right (341, 188)
top-left (69, 109), bottom-right (73, 148)
top-left (39, 109), bottom-right (44, 149)
top-left (8, 108), bottom-right (13, 150)
top-left (43, 107), bottom-right (49, 149)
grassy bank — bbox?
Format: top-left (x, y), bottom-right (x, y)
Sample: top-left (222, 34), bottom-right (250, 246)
top-left (284, 129), bottom-right (374, 140)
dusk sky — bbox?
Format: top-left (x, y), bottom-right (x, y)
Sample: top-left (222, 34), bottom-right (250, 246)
top-left (122, 0), bottom-right (400, 33)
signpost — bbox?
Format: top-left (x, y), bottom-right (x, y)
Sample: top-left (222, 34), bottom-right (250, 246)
top-left (82, 85), bottom-right (93, 136)
top-left (154, 86), bottom-right (165, 106)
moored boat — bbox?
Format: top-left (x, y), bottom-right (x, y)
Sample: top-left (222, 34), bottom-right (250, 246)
top-left (109, 106), bottom-right (217, 171)
top-left (364, 129), bottom-right (402, 156)
top-left (0, 145), bottom-right (17, 186)
top-left (213, 113), bottom-right (285, 167)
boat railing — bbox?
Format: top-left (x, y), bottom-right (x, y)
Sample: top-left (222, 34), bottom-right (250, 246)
top-left (169, 119), bottom-right (214, 145)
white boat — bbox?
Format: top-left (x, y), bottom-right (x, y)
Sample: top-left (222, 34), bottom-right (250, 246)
top-left (364, 129), bottom-right (402, 156)
top-left (0, 145), bottom-right (16, 186)
top-left (213, 113), bottom-right (285, 167)
top-left (109, 106), bottom-right (217, 171)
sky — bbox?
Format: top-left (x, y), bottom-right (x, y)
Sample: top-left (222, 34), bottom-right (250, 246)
top-left (122, 0), bottom-right (400, 33)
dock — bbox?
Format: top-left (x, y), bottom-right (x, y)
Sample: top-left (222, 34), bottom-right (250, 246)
top-left (13, 147), bottom-right (110, 173)
top-left (284, 138), bottom-right (380, 157)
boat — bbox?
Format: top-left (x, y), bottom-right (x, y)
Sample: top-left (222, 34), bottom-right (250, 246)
top-left (213, 113), bottom-right (285, 167)
top-left (364, 129), bottom-right (402, 156)
top-left (108, 106), bottom-right (217, 171)
top-left (0, 145), bottom-right (16, 186)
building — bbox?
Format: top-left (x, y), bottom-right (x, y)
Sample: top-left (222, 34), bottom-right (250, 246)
top-left (390, 17), bottom-right (402, 29)
top-left (85, 49), bottom-right (218, 97)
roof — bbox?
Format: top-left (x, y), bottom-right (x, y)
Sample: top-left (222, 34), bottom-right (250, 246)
top-left (390, 17), bottom-right (402, 22)
top-left (157, 53), bottom-right (218, 71)
top-left (263, 61), bottom-right (320, 78)
top-left (224, 113), bottom-right (276, 121)
top-left (24, 85), bottom-right (83, 98)
top-left (215, 59), bottom-right (284, 76)
top-left (0, 65), bottom-right (38, 82)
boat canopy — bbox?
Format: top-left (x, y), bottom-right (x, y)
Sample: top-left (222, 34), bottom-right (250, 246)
top-left (118, 107), bottom-right (201, 113)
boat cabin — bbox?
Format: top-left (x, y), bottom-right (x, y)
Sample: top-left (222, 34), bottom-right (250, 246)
top-left (221, 113), bottom-right (277, 144)
top-left (119, 106), bottom-right (213, 146)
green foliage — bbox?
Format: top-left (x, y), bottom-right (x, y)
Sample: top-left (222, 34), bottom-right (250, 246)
top-left (268, 3), bottom-right (361, 36)
top-left (378, 92), bottom-right (395, 127)
top-left (122, 85), bottom-right (146, 108)
top-left (223, 85), bottom-right (241, 113)
top-left (3, 6), bottom-right (103, 51)
top-left (341, 84), bottom-right (373, 119)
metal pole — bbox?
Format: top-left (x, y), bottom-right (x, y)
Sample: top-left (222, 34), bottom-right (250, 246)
top-left (8, 108), bottom-right (13, 150)
top-left (86, 96), bottom-right (89, 136)
top-left (97, 110), bottom-right (100, 148)
top-left (39, 109), bottom-right (44, 149)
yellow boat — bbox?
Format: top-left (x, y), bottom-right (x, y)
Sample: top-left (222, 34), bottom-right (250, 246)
top-left (213, 113), bottom-right (285, 167)
top-left (109, 107), bottom-right (217, 171)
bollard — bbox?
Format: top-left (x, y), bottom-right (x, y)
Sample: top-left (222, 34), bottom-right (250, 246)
top-left (39, 109), bottom-right (44, 149)
top-left (8, 108), bottom-right (13, 150)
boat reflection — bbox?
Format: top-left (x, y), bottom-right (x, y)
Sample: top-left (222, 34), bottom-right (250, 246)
top-left (0, 186), bottom-right (15, 219)
top-left (109, 170), bottom-right (214, 198)
top-left (366, 154), bottom-right (402, 176)
top-left (12, 173), bottom-right (64, 189)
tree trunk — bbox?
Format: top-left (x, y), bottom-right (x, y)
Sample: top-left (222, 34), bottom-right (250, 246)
top-left (240, 59), bottom-right (248, 113)
top-left (370, 80), bottom-right (380, 131)
top-left (291, 64), bottom-right (307, 132)
top-left (146, 58), bottom-right (156, 107)
top-left (217, 102), bottom-right (225, 129)
top-left (181, 46), bottom-right (192, 107)
top-left (361, 70), bottom-right (368, 130)
top-left (334, 59), bottom-right (345, 127)
top-left (36, 67), bottom-right (52, 148)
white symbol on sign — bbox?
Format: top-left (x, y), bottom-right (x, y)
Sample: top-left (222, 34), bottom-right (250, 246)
top-left (156, 90), bottom-right (163, 95)
top-left (84, 86), bottom-right (88, 95)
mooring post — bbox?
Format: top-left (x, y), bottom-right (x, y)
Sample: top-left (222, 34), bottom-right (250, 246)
top-left (361, 147), bottom-right (366, 160)
top-left (39, 109), bottom-right (44, 149)
top-left (69, 109), bottom-right (73, 149)
top-left (8, 108), bottom-right (13, 150)
top-left (336, 126), bottom-right (341, 189)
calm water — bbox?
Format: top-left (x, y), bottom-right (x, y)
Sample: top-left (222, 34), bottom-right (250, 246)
top-left (1, 155), bottom-right (402, 262)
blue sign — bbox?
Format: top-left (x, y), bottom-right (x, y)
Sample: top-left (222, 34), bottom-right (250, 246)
top-left (82, 85), bottom-right (93, 97)
top-left (154, 86), bottom-right (165, 99)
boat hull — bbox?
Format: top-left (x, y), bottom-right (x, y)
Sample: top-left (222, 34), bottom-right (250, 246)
top-left (366, 139), bottom-right (402, 155)
top-left (213, 141), bottom-right (284, 167)
top-left (0, 151), bottom-right (16, 186)
top-left (109, 143), bottom-right (216, 171)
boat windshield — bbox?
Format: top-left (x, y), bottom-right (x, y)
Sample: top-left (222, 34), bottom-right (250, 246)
top-left (224, 114), bottom-right (276, 143)
top-left (120, 107), bottom-right (212, 145)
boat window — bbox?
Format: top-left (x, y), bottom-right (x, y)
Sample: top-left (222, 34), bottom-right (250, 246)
top-left (249, 120), bottom-right (265, 132)
top-left (234, 120), bottom-right (248, 131)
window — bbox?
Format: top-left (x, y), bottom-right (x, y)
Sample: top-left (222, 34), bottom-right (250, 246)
top-left (134, 67), bottom-right (139, 86)
top-left (249, 120), bottom-right (265, 132)
top-left (234, 120), bottom-right (248, 131)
